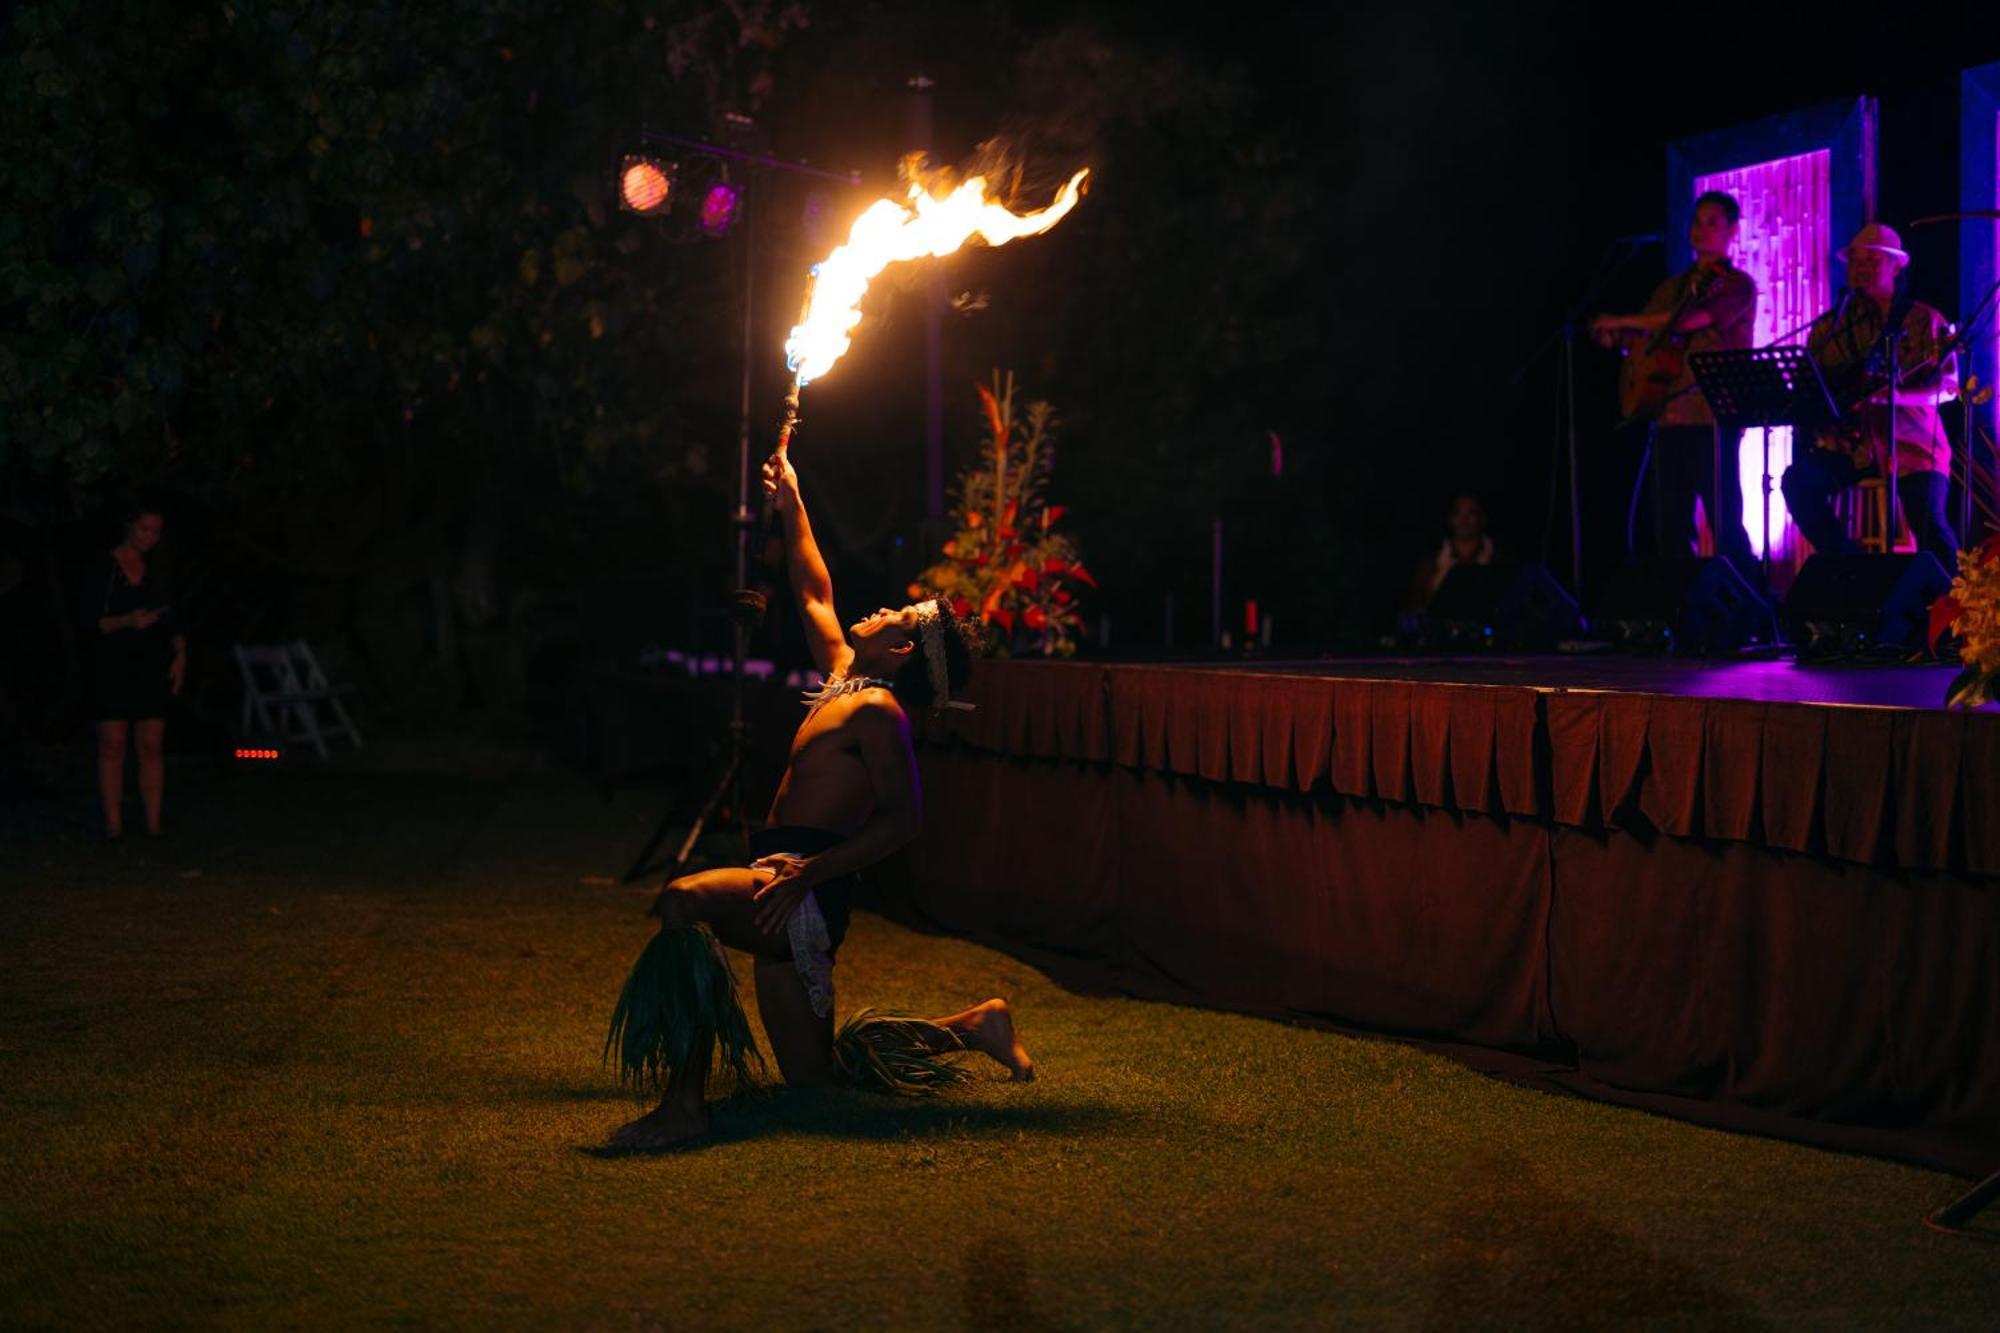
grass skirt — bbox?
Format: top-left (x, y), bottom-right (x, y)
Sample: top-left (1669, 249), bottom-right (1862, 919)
top-left (833, 1009), bottom-right (974, 1096)
top-left (604, 925), bottom-right (764, 1094)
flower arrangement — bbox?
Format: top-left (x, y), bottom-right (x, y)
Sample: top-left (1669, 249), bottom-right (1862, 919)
top-left (914, 371), bottom-right (1095, 656)
top-left (1930, 534), bottom-right (2000, 708)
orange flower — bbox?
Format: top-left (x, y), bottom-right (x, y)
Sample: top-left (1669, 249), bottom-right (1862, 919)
top-left (966, 511), bottom-right (983, 529)
top-left (976, 382), bottom-right (1009, 452)
top-left (942, 540), bottom-right (959, 558)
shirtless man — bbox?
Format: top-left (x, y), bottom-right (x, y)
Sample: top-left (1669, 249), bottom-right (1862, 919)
top-left (609, 449), bottom-right (1032, 1150)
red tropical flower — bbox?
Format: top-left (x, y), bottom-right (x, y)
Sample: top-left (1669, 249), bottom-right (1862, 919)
top-left (1053, 588), bottom-right (1072, 605)
top-left (950, 597), bottom-right (973, 619)
top-left (1930, 594), bottom-right (1964, 650)
top-left (1068, 563), bottom-right (1097, 588)
top-left (1043, 557), bottom-right (1068, 575)
top-left (1043, 505), bottom-right (1066, 528)
top-left (1023, 605), bottom-right (1049, 631)
top-left (991, 607), bottom-right (1016, 634)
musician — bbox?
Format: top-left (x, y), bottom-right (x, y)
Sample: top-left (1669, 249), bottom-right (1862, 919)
top-left (1781, 223), bottom-right (1961, 566)
top-left (1590, 190), bottom-right (1760, 583)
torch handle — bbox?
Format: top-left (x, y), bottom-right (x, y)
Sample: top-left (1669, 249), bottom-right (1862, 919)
top-left (774, 378), bottom-right (802, 457)
top-left (759, 378), bottom-right (804, 570)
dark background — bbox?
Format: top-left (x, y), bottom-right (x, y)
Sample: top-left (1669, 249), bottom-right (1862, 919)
top-left (3, 0), bottom-right (1998, 752)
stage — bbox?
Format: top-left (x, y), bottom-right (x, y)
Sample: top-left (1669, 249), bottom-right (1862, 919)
top-left (898, 654), bottom-right (2000, 1176)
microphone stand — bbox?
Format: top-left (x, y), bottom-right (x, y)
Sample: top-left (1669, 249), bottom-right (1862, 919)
top-left (1511, 235), bottom-right (1656, 602)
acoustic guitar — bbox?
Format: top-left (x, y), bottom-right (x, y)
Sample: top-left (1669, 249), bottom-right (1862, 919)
top-left (1610, 265), bottom-right (1726, 424)
top-left (1810, 305), bottom-right (1949, 468)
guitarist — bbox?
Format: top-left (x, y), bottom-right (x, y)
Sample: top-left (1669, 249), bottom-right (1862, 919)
top-left (1591, 190), bottom-right (1759, 583)
top-left (1781, 223), bottom-right (1961, 566)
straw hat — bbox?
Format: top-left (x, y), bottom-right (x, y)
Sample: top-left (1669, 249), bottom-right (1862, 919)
top-left (1838, 222), bottom-right (1908, 267)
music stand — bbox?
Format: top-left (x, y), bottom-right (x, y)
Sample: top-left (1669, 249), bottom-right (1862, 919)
top-left (1688, 346), bottom-right (1841, 581)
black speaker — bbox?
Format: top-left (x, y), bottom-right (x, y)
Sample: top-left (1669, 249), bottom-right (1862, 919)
top-left (1601, 558), bottom-right (1775, 655)
top-left (1428, 562), bottom-right (1584, 650)
top-left (1781, 553), bottom-right (1951, 653)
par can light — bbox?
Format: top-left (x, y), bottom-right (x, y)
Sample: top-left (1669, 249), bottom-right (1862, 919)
top-left (620, 155), bottom-right (675, 215)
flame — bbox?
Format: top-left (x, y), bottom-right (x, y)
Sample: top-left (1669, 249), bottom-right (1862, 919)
top-left (785, 164), bottom-right (1090, 388)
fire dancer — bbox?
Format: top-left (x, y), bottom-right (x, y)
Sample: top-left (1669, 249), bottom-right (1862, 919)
top-left (606, 450), bottom-right (1033, 1151)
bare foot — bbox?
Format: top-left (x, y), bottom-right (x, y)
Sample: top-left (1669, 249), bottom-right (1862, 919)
top-left (961, 998), bottom-right (1035, 1082)
top-left (608, 1098), bottom-right (711, 1151)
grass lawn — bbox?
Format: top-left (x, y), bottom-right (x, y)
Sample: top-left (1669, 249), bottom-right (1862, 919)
top-left (3, 741), bottom-right (1997, 1329)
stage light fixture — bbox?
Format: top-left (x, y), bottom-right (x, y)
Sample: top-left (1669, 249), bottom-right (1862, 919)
top-left (620, 155), bottom-right (676, 215)
top-left (699, 180), bottom-right (741, 236)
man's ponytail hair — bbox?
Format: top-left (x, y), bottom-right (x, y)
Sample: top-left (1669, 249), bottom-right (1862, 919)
top-left (895, 600), bottom-right (981, 710)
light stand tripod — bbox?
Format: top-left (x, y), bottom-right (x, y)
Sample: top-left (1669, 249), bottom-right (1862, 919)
top-left (621, 132), bottom-right (857, 885)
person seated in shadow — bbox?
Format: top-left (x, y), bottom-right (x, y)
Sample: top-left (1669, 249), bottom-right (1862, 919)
top-left (1409, 492), bottom-right (1497, 610)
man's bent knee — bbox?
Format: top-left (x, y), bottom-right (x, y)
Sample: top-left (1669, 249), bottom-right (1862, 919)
top-left (651, 879), bottom-right (705, 928)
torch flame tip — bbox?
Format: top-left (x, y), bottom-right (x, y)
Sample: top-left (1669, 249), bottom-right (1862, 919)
top-left (783, 162), bottom-right (1090, 390)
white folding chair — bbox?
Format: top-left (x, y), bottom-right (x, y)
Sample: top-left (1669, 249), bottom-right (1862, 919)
top-left (233, 640), bottom-right (364, 756)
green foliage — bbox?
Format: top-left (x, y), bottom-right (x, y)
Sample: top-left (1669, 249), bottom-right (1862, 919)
top-left (0, 0), bottom-right (795, 552)
top-left (915, 371), bottom-right (1094, 656)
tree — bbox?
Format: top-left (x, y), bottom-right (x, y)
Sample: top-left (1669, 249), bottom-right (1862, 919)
top-left (0, 0), bottom-right (809, 728)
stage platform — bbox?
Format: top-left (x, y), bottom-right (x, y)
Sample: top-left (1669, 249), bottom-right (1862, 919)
top-left (1231, 654), bottom-right (1970, 709)
top-left (898, 655), bottom-right (1999, 1176)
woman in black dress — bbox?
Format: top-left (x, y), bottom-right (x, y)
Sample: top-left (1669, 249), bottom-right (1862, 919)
top-left (91, 507), bottom-right (186, 838)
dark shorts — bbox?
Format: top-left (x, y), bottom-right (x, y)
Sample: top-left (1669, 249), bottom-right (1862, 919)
top-left (749, 825), bottom-right (854, 956)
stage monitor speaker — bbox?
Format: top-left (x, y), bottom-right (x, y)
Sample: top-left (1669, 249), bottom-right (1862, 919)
top-left (1781, 553), bottom-right (1951, 654)
top-left (1428, 562), bottom-right (1583, 650)
top-left (1601, 558), bottom-right (1775, 655)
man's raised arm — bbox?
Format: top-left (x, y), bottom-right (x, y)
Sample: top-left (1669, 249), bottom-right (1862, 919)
top-left (761, 451), bottom-right (853, 678)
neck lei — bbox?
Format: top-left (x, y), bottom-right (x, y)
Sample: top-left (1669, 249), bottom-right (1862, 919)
top-left (800, 673), bottom-right (896, 713)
